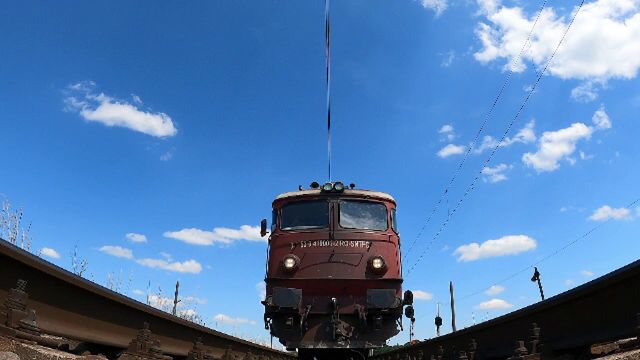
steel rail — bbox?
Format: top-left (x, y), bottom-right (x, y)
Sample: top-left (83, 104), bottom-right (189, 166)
top-left (0, 240), bottom-right (292, 359)
top-left (375, 258), bottom-right (640, 359)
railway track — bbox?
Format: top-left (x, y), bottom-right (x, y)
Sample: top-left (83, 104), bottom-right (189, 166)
top-left (374, 259), bottom-right (640, 360)
top-left (0, 239), bottom-right (293, 360)
top-left (2, 236), bottom-right (639, 360)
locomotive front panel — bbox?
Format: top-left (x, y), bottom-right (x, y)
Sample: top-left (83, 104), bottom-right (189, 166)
top-left (262, 185), bottom-right (411, 352)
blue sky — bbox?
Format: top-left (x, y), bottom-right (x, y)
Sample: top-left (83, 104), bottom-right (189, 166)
top-left (1, 0), bottom-right (640, 347)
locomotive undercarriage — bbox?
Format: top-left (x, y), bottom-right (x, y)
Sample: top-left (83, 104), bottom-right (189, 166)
top-left (263, 287), bottom-right (403, 351)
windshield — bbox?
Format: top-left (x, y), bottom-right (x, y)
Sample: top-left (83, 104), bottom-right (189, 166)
top-left (281, 200), bottom-right (329, 230)
top-left (339, 201), bottom-right (388, 231)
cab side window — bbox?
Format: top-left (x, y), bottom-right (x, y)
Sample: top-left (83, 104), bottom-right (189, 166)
top-left (271, 209), bottom-right (277, 232)
top-left (391, 208), bottom-right (398, 233)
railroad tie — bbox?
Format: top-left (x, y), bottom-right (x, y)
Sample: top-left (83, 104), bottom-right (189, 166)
top-left (117, 322), bottom-right (172, 360)
top-left (186, 337), bottom-right (216, 360)
top-left (467, 339), bottom-right (477, 360)
top-left (0, 279), bottom-right (62, 350)
top-left (528, 323), bottom-right (541, 356)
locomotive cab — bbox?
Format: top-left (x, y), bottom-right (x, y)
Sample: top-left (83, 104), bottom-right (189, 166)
top-left (261, 182), bottom-right (412, 356)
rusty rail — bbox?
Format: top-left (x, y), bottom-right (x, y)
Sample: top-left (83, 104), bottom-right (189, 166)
top-left (0, 239), bottom-right (292, 360)
top-left (375, 258), bottom-right (640, 360)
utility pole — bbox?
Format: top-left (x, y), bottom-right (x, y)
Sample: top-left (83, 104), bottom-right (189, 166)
top-left (450, 281), bottom-right (457, 332)
top-left (172, 281), bottom-right (181, 316)
top-left (531, 267), bottom-right (545, 301)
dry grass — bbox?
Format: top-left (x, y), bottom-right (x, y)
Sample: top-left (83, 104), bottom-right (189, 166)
top-left (0, 199), bottom-right (32, 251)
top-left (71, 245), bottom-right (88, 277)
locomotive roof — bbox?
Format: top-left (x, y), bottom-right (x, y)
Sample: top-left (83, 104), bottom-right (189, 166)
top-left (274, 189), bottom-right (396, 203)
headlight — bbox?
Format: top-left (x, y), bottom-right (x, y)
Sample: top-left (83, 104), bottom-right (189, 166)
top-left (368, 256), bottom-right (387, 274)
top-left (333, 182), bottom-right (345, 192)
top-left (322, 182), bottom-right (334, 191)
top-left (282, 255), bottom-right (300, 272)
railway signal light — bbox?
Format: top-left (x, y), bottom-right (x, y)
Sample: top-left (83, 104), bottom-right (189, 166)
top-left (404, 305), bottom-right (415, 319)
top-left (403, 290), bottom-right (414, 305)
top-left (531, 267), bottom-right (545, 301)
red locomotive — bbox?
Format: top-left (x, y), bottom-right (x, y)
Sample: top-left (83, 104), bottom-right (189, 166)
top-left (260, 182), bottom-right (414, 359)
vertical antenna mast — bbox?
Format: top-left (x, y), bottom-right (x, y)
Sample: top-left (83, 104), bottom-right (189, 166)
top-left (325, 0), bottom-right (332, 181)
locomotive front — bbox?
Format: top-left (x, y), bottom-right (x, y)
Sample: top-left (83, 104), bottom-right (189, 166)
top-left (261, 182), bottom-right (413, 357)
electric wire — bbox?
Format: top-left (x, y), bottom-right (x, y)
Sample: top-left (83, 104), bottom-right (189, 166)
top-left (414, 196), bottom-right (640, 320)
top-left (405, 0), bottom-right (586, 276)
top-left (403, 0), bottom-right (549, 264)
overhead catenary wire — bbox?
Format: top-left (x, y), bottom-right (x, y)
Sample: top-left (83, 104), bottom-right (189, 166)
top-left (406, 0), bottom-right (586, 276)
top-left (325, 0), bottom-right (332, 182)
top-left (403, 0), bottom-right (550, 264)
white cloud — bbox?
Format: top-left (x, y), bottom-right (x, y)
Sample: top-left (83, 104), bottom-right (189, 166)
top-left (131, 94), bottom-right (143, 105)
top-left (178, 309), bottom-right (198, 317)
top-left (213, 314), bottom-right (256, 326)
top-left (477, 0), bottom-right (500, 15)
top-left (438, 124), bottom-right (456, 141)
top-left (183, 296), bottom-right (208, 305)
top-left (413, 290), bottom-right (434, 301)
top-left (132, 289), bottom-right (145, 296)
top-left (579, 151), bottom-right (594, 160)
top-left (126, 233), bottom-right (147, 243)
top-left (147, 294), bottom-right (174, 310)
top-left (160, 252), bottom-right (173, 261)
top-left (40, 247), bottom-right (60, 259)
top-left (571, 81), bottom-right (600, 102)
top-left (65, 81), bottom-right (177, 138)
top-left (454, 234), bottom-right (537, 262)
top-left (160, 150), bottom-right (173, 161)
top-left (420, 0), bottom-right (448, 17)
top-left (592, 105), bottom-right (612, 129)
top-left (99, 245), bottom-right (134, 259)
top-left (437, 144), bottom-right (466, 158)
top-left (441, 51), bottom-right (456, 67)
top-left (136, 258), bottom-right (202, 274)
top-left (564, 279), bottom-right (575, 287)
top-left (163, 225), bottom-right (265, 246)
top-left (481, 163), bottom-right (512, 183)
top-left (588, 205), bottom-right (632, 221)
top-left (522, 123), bottom-right (594, 172)
top-left (439, 124), bottom-right (454, 134)
top-left (484, 285), bottom-right (506, 296)
top-left (474, 0), bottom-right (640, 87)
top-left (476, 298), bottom-right (513, 310)
top-left (474, 120), bottom-right (536, 154)
top-left (256, 282), bottom-right (266, 301)
top-left (581, 270), bottom-right (594, 277)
